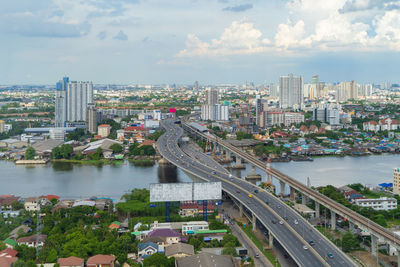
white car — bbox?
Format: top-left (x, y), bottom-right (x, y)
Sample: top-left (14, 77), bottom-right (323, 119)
top-left (279, 221), bottom-right (284, 225)
top-left (303, 246), bottom-right (308, 250)
top-left (294, 220), bottom-right (298, 225)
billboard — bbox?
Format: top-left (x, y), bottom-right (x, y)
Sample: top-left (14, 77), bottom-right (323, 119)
top-left (150, 182), bottom-right (222, 203)
top-left (169, 108), bottom-right (176, 113)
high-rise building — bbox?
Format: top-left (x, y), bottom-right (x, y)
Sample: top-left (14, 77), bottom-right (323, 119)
top-left (279, 74), bottom-right (304, 109)
top-left (194, 81), bottom-right (199, 91)
top-left (336, 81), bottom-right (358, 101)
top-left (255, 97), bottom-right (264, 127)
top-left (67, 81), bottom-right (93, 122)
top-left (269, 83), bottom-right (279, 97)
top-left (55, 77), bottom-right (93, 127)
top-left (86, 103), bottom-right (98, 134)
top-left (206, 88), bottom-right (218, 105)
top-left (0, 120), bottom-right (5, 133)
top-left (55, 77), bottom-right (69, 127)
top-left (394, 168), bottom-right (400, 195)
top-left (311, 75), bottom-right (318, 100)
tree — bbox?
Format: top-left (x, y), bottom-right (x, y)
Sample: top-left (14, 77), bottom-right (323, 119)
top-left (221, 234), bottom-right (239, 247)
top-left (110, 143), bottom-right (123, 154)
top-left (25, 147), bottom-right (35, 160)
top-left (342, 231), bottom-right (359, 252)
top-left (60, 144), bottom-right (73, 159)
top-left (143, 253), bottom-right (174, 267)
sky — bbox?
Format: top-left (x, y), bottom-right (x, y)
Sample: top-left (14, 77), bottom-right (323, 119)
top-left (1, 0), bottom-right (400, 85)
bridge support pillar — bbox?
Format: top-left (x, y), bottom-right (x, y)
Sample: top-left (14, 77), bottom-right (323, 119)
top-left (301, 194), bottom-right (306, 205)
top-left (397, 250), bottom-right (400, 266)
top-left (289, 186), bottom-right (295, 201)
top-left (225, 150), bottom-right (231, 160)
top-left (331, 211), bottom-right (336, 230)
top-left (239, 203), bottom-right (243, 218)
top-left (268, 233), bottom-right (274, 248)
top-left (315, 202), bottom-right (320, 218)
top-left (371, 234), bottom-right (378, 259)
top-left (232, 156), bottom-right (245, 169)
top-left (245, 165), bottom-right (261, 184)
top-left (349, 222), bottom-right (355, 233)
top-left (279, 181), bottom-right (285, 197)
top-left (252, 213), bottom-right (256, 231)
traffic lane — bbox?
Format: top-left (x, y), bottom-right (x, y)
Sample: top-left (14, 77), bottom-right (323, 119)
top-left (161, 124), bottom-right (327, 267)
top-left (179, 128), bottom-right (352, 266)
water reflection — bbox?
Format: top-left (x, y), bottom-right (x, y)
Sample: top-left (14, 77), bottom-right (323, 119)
top-left (52, 162), bottom-right (73, 172)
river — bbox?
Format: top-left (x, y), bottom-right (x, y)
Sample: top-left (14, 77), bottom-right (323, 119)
top-left (1, 154), bottom-right (399, 199)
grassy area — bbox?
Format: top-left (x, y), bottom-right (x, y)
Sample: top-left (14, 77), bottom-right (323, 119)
top-left (241, 224), bottom-right (281, 267)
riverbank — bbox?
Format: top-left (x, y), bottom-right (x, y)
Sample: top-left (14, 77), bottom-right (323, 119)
top-left (51, 158), bottom-right (124, 166)
top-left (128, 158), bottom-right (156, 166)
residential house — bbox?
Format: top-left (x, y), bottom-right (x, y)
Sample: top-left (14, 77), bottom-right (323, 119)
top-left (363, 121), bottom-right (379, 132)
top-left (0, 256), bottom-right (17, 267)
top-left (86, 254), bottom-right (115, 267)
top-left (354, 197), bottom-right (397, 211)
top-left (57, 256), bottom-right (84, 267)
top-left (179, 202), bottom-right (215, 217)
top-left (141, 236), bottom-right (167, 250)
top-left (24, 197), bottom-right (40, 212)
top-left (3, 239), bottom-right (17, 249)
top-left (147, 229), bottom-right (180, 247)
top-left (165, 243), bottom-right (194, 258)
top-left (176, 252), bottom-right (237, 267)
top-left (138, 242), bottom-right (159, 259)
top-left (17, 234), bottom-right (47, 247)
top-left (343, 190), bottom-right (364, 202)
top-left (0, 196), bottom-right (20, 211)
top-left (181, 221), bottom-right (209, 235)
top-left (8, 225), bottom-right (31, 239)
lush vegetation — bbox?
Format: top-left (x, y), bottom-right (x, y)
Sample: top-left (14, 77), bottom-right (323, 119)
top-left (24, 147), bottom-right (35, 160)
top-left (147, 130), bottom-right (165, 141)
top-left (52, 144), bottom-right (74, 159)
top-left (235, 131), bottom-right (253, 140)
top-left (129, 143), bottom-right (155, 156)
top-left (253, 142), bottom-right (290, 157)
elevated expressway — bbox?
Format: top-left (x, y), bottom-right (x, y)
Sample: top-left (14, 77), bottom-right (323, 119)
top-left (182, 121), bottom-right (400, 262)
top-left (158, 120), bottom-right (355, 267)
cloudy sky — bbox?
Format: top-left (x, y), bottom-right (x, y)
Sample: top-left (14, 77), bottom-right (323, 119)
top-left (1, 0), bottom-right (400, 85)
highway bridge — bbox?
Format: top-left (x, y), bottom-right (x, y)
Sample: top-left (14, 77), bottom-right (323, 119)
top-left (182, 120), bottom-right (400, 263)
top-left (158, 120), bottom-right (356, 267)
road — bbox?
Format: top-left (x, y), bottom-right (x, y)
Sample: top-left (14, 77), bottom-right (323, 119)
top-left (158, 120), bottom-right (355, 267)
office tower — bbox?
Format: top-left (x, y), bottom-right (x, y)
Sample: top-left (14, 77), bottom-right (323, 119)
top-left (279, 74), bottom-right (304, 109)
top-left (86, 103), bottom-right (98, 134)
top-left (206, 88), bottom-right (218, 105)
top-left (349, 80), bottom-right (357, 100)
top-left (256, 98), bottom-right (264, 127)
top-left (55, 77), bottom-right (69, 127)
top-left (67, 81), bottom-right (93, 122)
top-left (194, 81), bottom-right (199, 91)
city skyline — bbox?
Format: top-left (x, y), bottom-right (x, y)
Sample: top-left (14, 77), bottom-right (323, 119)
top-left (1, 0), bottom-right (400, 84)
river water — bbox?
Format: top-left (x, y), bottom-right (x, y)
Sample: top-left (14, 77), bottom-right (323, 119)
top-left (1, 154), bottom-right (399, 199)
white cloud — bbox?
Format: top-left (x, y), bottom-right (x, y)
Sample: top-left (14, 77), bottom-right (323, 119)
top-left (373, 10), bottom-right (400, 49)
top-left (177, 21), bottom-right (271, 57)
top-left (275, 20), bottom-right (306, 49)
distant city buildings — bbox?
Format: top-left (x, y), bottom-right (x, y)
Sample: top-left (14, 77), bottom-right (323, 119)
top-left (201, 88), bottom-right (229, 121)
top-left (394, 168), bottom-right (400, 195)
top-left (86, 103), bottom-right (98, 134)
top-left (55, 77), bottom-right (93, 127)
top-left (0, 120), bottom-right (5, 133)
top-left (259, 110), bottom-right (304, 128)
top-left (313, 104), bottom-right (341, 125)
top-left (279, 74), bottom-right (303, 109)
top-left (98, 124), bottom-right (111, 138)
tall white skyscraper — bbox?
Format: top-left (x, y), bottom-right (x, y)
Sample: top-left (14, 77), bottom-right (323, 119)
top-left (55, 77), bottom-right (69, 127)
top-left (279, 74), bottom-right (304, 109)
top-left (67, 81), bottom-right (93, 122)
top-left (55, 77), bottom-right (93, 127)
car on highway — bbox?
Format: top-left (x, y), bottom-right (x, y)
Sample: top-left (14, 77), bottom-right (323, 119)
top-left (279, 220), bottom-right (283, 225)
top-left (294, 220), bottom-right (298, 225)
top-left (303, 246), bottom-right (308, 250)
top-left (328, 253), bottom-right (334, 259)
top-left (236, 191), bottom-right (240, 194)
top-left (254, 189), bottom-right (258, 193)
top-left (277, 205), bottom-right (281, 209)
top-left (309, 240), bottom-right (315, 246)
top-left (255, 253), bottom-right (259, 258)
top-left (265, 200), bottom-right (269, 205)
top-left (271, 220), bottom-right (277, 224)
top-left (248, 194), bottom-right (253, 198)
